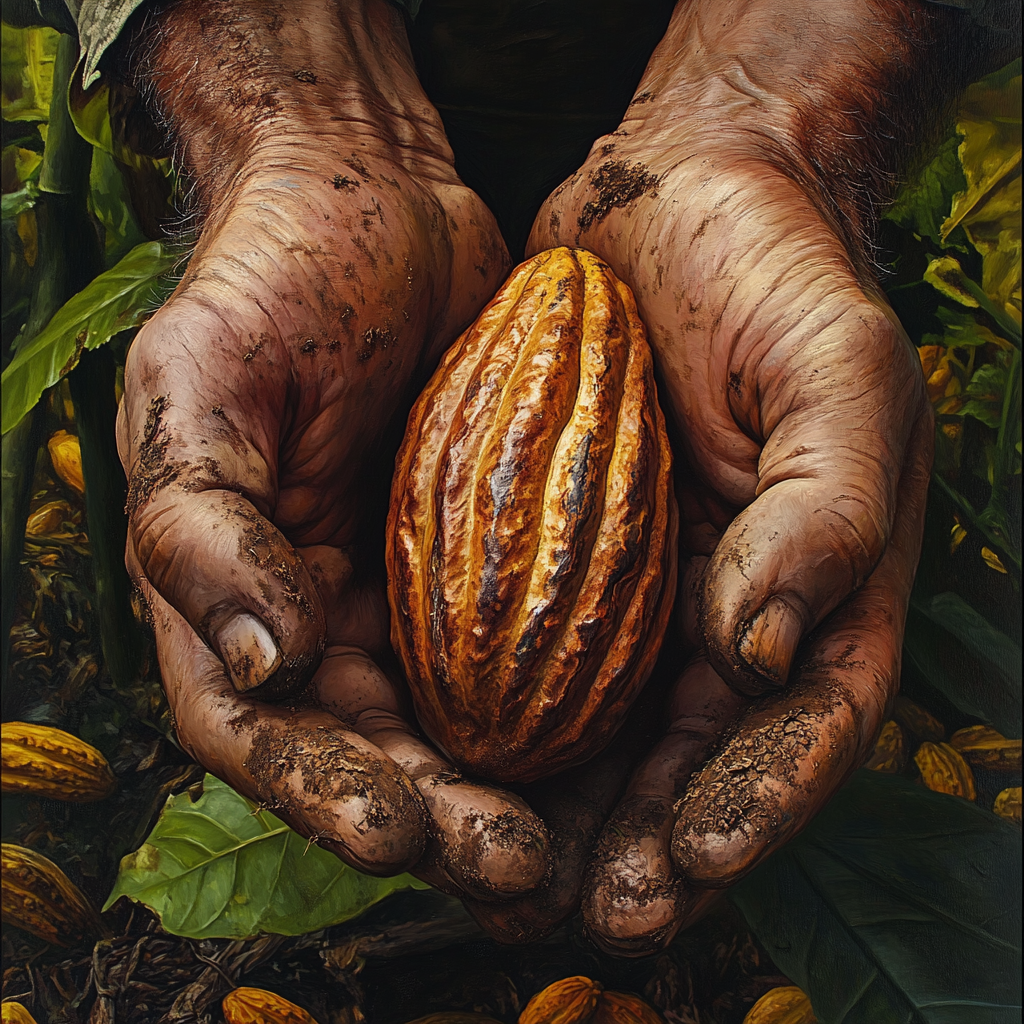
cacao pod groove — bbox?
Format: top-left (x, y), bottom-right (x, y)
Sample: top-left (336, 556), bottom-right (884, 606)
top-left (388, 248), bottom-right (677, 782)
top-left (222, 987), bottom-right (320, 1024)
top-left (2, 722), bottom-right (116, 802)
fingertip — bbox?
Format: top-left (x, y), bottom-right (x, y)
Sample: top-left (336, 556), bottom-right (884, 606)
top-left (735, 594), bottom-right (805, 692)
top-left (671, 819), bottom-right (762, 888)
top-left (216, 612), bottom-right (283, 692)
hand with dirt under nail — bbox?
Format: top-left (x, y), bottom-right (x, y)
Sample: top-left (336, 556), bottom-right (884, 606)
top-left (116, 0), bottom-right (552, 900)
top-left (525, 0), bottom-right (972, 954)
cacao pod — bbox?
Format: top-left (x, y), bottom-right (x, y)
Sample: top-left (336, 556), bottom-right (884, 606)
top-left (914, 742), bottom-right (976, 800)
top-left (743, 987), bottom-right (816, 1024)
top-left (1, 843), bottom-right (98, 946)
top-left (47, 431), bottom-right (85, 494)
top-left (24, 500), bottom-right (73, 538)
top-left (388, 248), bottom-right (677, 782)
top-left (864, 720), bottom-right (906, 773)
top-left (892, 696), bottom-right (944, 744)
top-left (993, 787), bottom-right (1021, 825)
top-left (519, 975), bottom-right (604, 1024)
top-left (592, 991), bottom-right (664, 1023)
top-left (1, 1004), bottom-right (39, 1024)
top-left (949, 725), bottom-right (1021, 771)
top-left (222, 988), bottom-right (320, 1024)
top-left (2, 723), bottom-right (116, 802)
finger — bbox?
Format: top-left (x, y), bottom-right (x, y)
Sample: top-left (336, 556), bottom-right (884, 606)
top-left (313, 649), bottom-right (550, 901)
top-left (122, 300), bottom-right (325, 697)
top-left (461, 676), bottom-right (668, 943)
top-left (136, 559), bottom-right (426, 875)
top-left (701, 304), bottom-right (926, 695)
top-left (582, 658), bottom-right (745, 955)
top-left (674, 415), bottom-right (931, 886)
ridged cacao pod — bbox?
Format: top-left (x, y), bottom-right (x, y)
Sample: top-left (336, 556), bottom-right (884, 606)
top-left (1, 1003), bottom-right (39, 1024)
top-left (47, 430), bottom-right (85, 494)
top-left (1, 843), bottom-right (98, 946)
top-left (864, 720), bottom-right (906, 773)
top-left (388, 248), bottom-right (677, 782)
top-left (993, 787), bottom-right (1021, 824)
top-left (743, 987), bottom-right (817, 1024)
top-left (914, 742), bottom-right (976, 800)
top-left (892, 696), bottom-right (944, 744)
top-left (2, 723), bottom-right (116, 802)
top-left (222, 988), bottom-right (320, 1024)
top-left (519, 976), bottom-right (604, 1024)
top-left (949, 725), bottom-right (1021, 771)
top-left (592, 991), bottom-right (664, 1023)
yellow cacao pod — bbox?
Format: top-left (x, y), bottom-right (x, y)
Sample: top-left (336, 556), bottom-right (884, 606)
top-left (892, 696), bottom-right (944, 744)
top-left (592, 991), bottom-right (664, 1023)
top-left (1, 1004), bottom-right (39, 1024)
top-left (388, 248), bottom-right (677, 782)
top-left (1, 843), bottom-right (98, 946)
top-left (864, 720), bottom-right (906, 773)
top-left (949, 726), bottom-right (1021, 771)
top-left (519, 976), bottom-right (604, 1024)
top-left (24, 500), bottom-right (73, 538)
top-left (2, 723), bottom-right (116, 802)
top-left (993, 787), bottom-right (1021, 825)
top-left (914, 742), bottom-right (976, 800)
top-left (222, 988), bottom-right (320, 1024)
top-left (47, 431), bottom-right (85, 494)
top-left (743, 987), bottom-right (817, 1024)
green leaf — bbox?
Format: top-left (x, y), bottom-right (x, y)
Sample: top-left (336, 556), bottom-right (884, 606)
top-left (1, 181), bottom-right (39, 220)
top-left (732, 770), bottom-right (1022, 1024)
top-left (1, 241), bottom-right (177, 435)
top-left (104, 774), bottom-right (429, 939)
top-left (886, 133), bottom-right (967, 246)
top-left (925, 256), bottom-right (1022, 346)
top-left (904, 591), bottom-right (1021, 738)
top-left (1, 24), bottom-right (60, 123)
top-left (962, 361), bottom-right (1010, 428)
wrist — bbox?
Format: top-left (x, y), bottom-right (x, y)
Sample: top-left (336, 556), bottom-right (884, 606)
top-left (136, 0), bottom-right (456, 210)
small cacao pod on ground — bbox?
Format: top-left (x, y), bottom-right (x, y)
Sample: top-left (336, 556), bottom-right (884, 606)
top-left (1, 1003), bottom-right (39, 1024)
top-left (24, 500), bottom-right (73, 538)
top-left (2, 723), bottom-right (116, 802)
top-left (389, 248), bottom-right (677, 782)
top-left (864, 720), bottom-right (906, 773)
top-left (519, 976), bottom-right (604, 1024)
top-left (892, 696), bottom-right (944, 744)
top-left (222, 988), bottom-right (320, 1024)
top-left (1, 844), bottom-right (98, 946)
top-left (592, 991), bottom-right (664, 1023)
top-left (47, 430), bottom-right (85, 494)
top-left (914, 742), bottom-right (976, 800)
top-left (993, 787), bottom-right (1021, 824)
top-left (949, 725), bottom-right (1022, 771)
top-left (743, 987), bottom-right (817, 1024)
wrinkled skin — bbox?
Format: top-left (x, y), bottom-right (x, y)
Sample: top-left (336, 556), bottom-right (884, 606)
top-left (117, 0), bottom-right (951, 952)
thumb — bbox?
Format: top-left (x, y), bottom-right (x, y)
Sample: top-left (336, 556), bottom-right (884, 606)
top-left (700, 312), bottom-right (927, 696)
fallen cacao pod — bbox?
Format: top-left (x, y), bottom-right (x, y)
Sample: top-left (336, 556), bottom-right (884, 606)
top-left (993, 787), bottom-right (1021, 825)
top-left (914, 741), bottom-right (976, 800)
top-left (388, 248), bottom-right (677, 782)
top-left (743, 987), bottom-right (816, 1024)
top-left (592, 990), bottom-right (664, 1023)
top-left (47, 430), bottom-right (85, 494)
top-left (1, 1003), bottom-right (39, 1024)
top-left (222, 988), bottom-right (320, 1024)
top-left (518, 977), bottom-right (663, 1024)
top-left (864, 720), bottom-right (906, 773)
top-left (949, 725), bottom-right (1021, 771)
top-left (1, 843), bottom-right (99, 946)
top-left (2, 722), bottom-right (116, 802)
top-left (892, 696), bottom-right (944, 744)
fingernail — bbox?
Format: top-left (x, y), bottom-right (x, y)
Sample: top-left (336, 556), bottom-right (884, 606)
top-left (739, 596), bottom-right (803, 688)
top-left (218, 613), bottom-right (282, 692)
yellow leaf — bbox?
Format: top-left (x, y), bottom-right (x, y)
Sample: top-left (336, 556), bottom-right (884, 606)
top-left (950, 522), bottom-right (967, 553)
top-left (1, 25), bottom-right (60, 122)
top-left (924, 256), bottom-right (979, 308)
top-left (981, 547), bottom-right (1008, 573)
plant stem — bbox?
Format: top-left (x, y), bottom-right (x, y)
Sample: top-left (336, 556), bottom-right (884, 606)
top-left (68, 346), bottom-right (143, 686)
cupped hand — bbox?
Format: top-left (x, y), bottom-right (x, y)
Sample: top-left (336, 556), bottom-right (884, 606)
top-left (116, 0), bottom-right (550, 900)
top-left (526, 47), bottom-right (933, 951)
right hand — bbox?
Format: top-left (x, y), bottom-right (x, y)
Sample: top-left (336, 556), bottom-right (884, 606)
top-left (117, 0), bottom-right (550, 900)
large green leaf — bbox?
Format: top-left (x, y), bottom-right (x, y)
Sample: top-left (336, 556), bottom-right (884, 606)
top-left (885, 132), bottom-right (967, 247)
top-left (1, 241), bottom-right (177, 435)
top-left (904, 591), bottom-right (1021, 738)
top-left (104, 774), bottom-right (428, 939)
top-left (732, 770), bottom-right (1022, 1024)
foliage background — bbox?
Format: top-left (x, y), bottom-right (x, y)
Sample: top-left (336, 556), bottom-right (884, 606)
top-left (0, 18), bottom-right (1020, 1024)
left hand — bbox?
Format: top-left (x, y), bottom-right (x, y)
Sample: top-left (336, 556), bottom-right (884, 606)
top-left (511, 0), bottom-right (936, 954)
